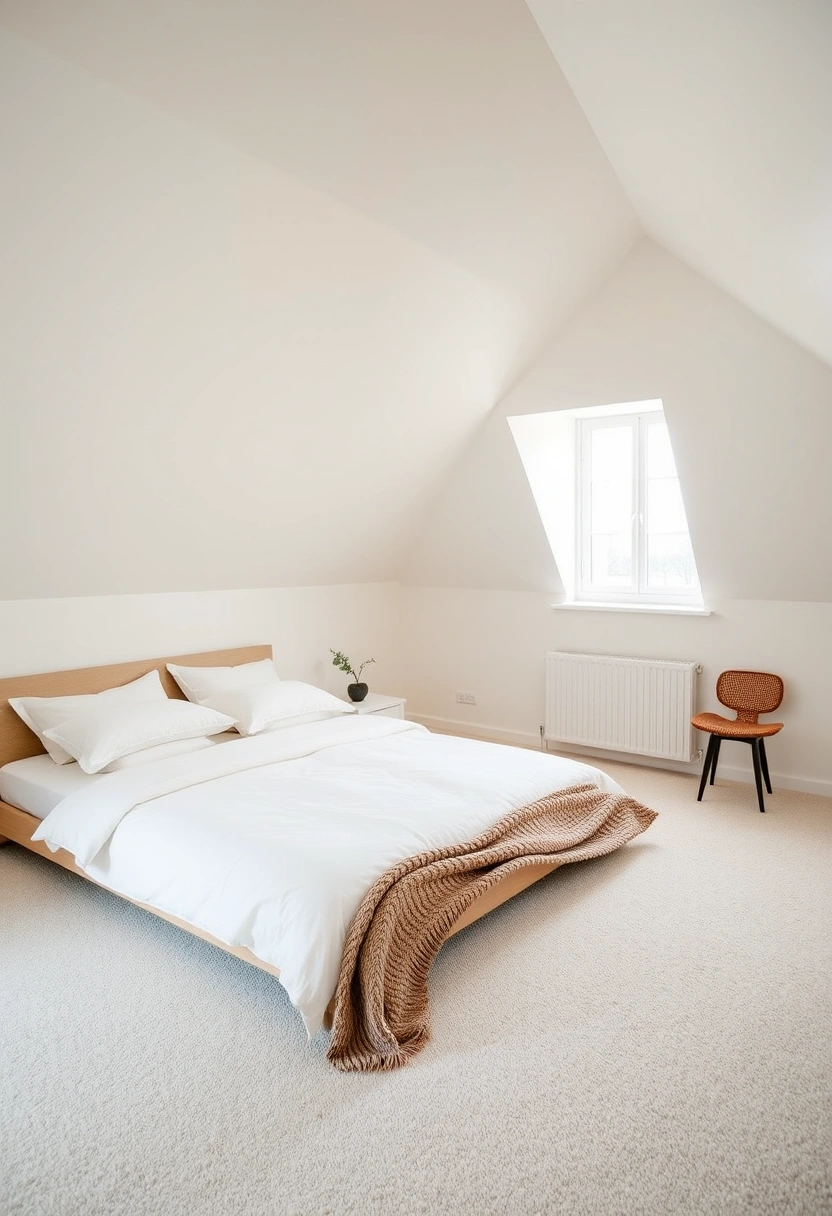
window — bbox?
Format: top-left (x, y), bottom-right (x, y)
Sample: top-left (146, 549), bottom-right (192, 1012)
top-left (507, 399), bottom-right (704, 611)
top-left (577, 410), bottom-right (700, 605)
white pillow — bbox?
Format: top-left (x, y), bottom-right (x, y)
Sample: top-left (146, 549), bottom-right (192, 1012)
top-left (166, 658), bottom-right (279, 705)
top-left (42, 700), bottom-right (236, 774)
top-left (202, 681), bottom-right (354, 737)
top-left (102, 735), bottom-right (218, 773)
top-left (9, 670), bottom-right (168, 766)
top-left (260, 710), bottom-right (350, 733)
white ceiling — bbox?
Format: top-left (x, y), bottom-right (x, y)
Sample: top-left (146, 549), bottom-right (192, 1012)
top-left (7, 0), bottom-right (827, 372)
top-left (0, 31), bottom-right (505, 597)
top-left (8, 0), bottom-right (829, 369)
top-left (0, 0), bottom-right (640, 344)
top-left (527, 0), bottom-right (832, 369)
top-left (0, 0), bottom-right (643, 599)
top-left (2, 0), bottom-right (830, 603)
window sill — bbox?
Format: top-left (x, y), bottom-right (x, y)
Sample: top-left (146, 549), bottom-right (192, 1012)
top-left (552, 601), bottom-right (712, 617)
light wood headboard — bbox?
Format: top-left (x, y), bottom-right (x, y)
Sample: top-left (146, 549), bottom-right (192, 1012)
top-left (0, 645), bottom-right (272, 769)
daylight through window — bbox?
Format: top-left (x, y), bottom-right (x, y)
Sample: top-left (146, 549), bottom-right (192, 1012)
top-left (577, 410), bottom-right (700, 605)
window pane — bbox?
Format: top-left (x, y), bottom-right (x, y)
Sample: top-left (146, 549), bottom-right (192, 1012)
top-left (647, 532), bottom-right (697, 589)
top-left (588, 425), bottom-right (633, 588)
top-left (576, 410), bottom-right (701, 600)
top-left (646, 418), bottom-right (696, 589)
top-left (591, 426), bottom-right (632, 482)
top-left (591, 478), bottom-right (632, 533)
top-left (591, 533), bottom-right (632, 586)
top-left (647, 420), bottom-right (677, 479)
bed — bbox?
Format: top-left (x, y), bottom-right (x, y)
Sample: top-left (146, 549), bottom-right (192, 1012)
top-left (0, 645), bottom-right (654, 1066)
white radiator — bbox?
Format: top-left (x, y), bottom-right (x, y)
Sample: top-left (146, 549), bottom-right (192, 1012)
top-left (545, 652), bottom-right (700, 763)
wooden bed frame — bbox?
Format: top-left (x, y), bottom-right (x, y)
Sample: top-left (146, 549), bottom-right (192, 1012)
top-left (0, 646), bottom-right (559, 1021)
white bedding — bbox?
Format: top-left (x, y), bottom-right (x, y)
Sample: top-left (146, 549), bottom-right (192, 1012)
top-left (29, 716), bottom-right (623, 1035)
top-left (0, 754), bottom-right (101, 819)
top-left (0, 733), bottom-right (241, 818)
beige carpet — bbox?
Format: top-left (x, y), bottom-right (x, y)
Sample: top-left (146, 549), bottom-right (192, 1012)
top-left (1, 760), bottom-right (830, 1215)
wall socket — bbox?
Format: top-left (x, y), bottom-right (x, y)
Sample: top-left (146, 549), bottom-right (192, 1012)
top-left (455, 691), bottom-right (477, 705)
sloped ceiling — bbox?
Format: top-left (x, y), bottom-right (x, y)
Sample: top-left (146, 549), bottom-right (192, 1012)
top-left (527, 0), bottom-right (832, 369)
top-left (0, 0), bottom-right (639, 343)
top-left (3, 1), bottom-right (828, 604)
top-left (0, 3), bottom-right (639, 599)
top-left (0, 32), bottom-right (509, 598)
top-left (406, 0), bottom-right (832, 603)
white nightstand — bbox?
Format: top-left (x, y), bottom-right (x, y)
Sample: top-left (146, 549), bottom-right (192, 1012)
top-left (352, 693), bottom-right (406, 719)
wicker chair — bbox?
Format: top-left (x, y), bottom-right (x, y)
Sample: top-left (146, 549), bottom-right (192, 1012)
top-left (691, 670), bottom-right (784, 813)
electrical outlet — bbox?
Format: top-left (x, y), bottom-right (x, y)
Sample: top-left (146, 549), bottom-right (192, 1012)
top-left (455, 691), bottom-right (477, 705)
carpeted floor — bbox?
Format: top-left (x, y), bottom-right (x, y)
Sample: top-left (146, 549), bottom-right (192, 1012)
top-left (2, 760), bottom-right (831, 1216)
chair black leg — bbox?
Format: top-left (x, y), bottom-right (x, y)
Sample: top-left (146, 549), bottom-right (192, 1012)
top-left (709, 736), bottom-right (722, 785)
top-left (751, 739), bottom-right (766, 813)
top-left (758, 738), bottom-right (772, 794)
top-left (698, 736), bottom-right (716, 801)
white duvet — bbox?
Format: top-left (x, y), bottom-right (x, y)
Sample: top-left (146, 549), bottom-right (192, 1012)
top-left (33, 716), bottom-right (623, 1034)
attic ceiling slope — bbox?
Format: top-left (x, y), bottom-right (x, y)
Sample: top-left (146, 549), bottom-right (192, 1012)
top-left (0, 31), bottom-right (538, 599)
top-left (527, 0), bottom-right (832, 369)
top-left (0, 0), bottom-right (641, 342)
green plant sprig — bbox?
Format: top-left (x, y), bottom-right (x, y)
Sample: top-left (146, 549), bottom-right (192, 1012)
top-left (330, 649), bottom-right (375, 684)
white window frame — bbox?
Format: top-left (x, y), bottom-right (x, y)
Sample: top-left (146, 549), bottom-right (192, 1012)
top-left (576, 410), bottom-right (701, 607)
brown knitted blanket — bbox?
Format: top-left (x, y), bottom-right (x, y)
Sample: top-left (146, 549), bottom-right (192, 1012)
top-left (327, 782), bottom-right (657, 1072)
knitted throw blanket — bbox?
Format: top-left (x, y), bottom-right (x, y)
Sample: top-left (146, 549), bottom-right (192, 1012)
top-left (327, 782), bottom-right (657, 1072)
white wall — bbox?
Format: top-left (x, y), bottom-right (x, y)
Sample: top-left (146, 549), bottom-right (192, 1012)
top-left (402, 241), bottom-right (832, 795)
top-left (3, 32), bottom-right (829, 796)
top-left (3, 579), bottom-right (826, 795)
top-left (405, 240), bottom-right (832, 603)
top-left (400, 588), bottom-right (832, 796)
top-left (0, 584), bottom-right (402, 700)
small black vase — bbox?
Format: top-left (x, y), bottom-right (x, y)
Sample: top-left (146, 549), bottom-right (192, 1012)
top-left (347, 682), bottom-right (369, 703)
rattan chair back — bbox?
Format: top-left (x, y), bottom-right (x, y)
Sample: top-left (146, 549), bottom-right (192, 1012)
top-left (716, 670), bottom-right (784, 723)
